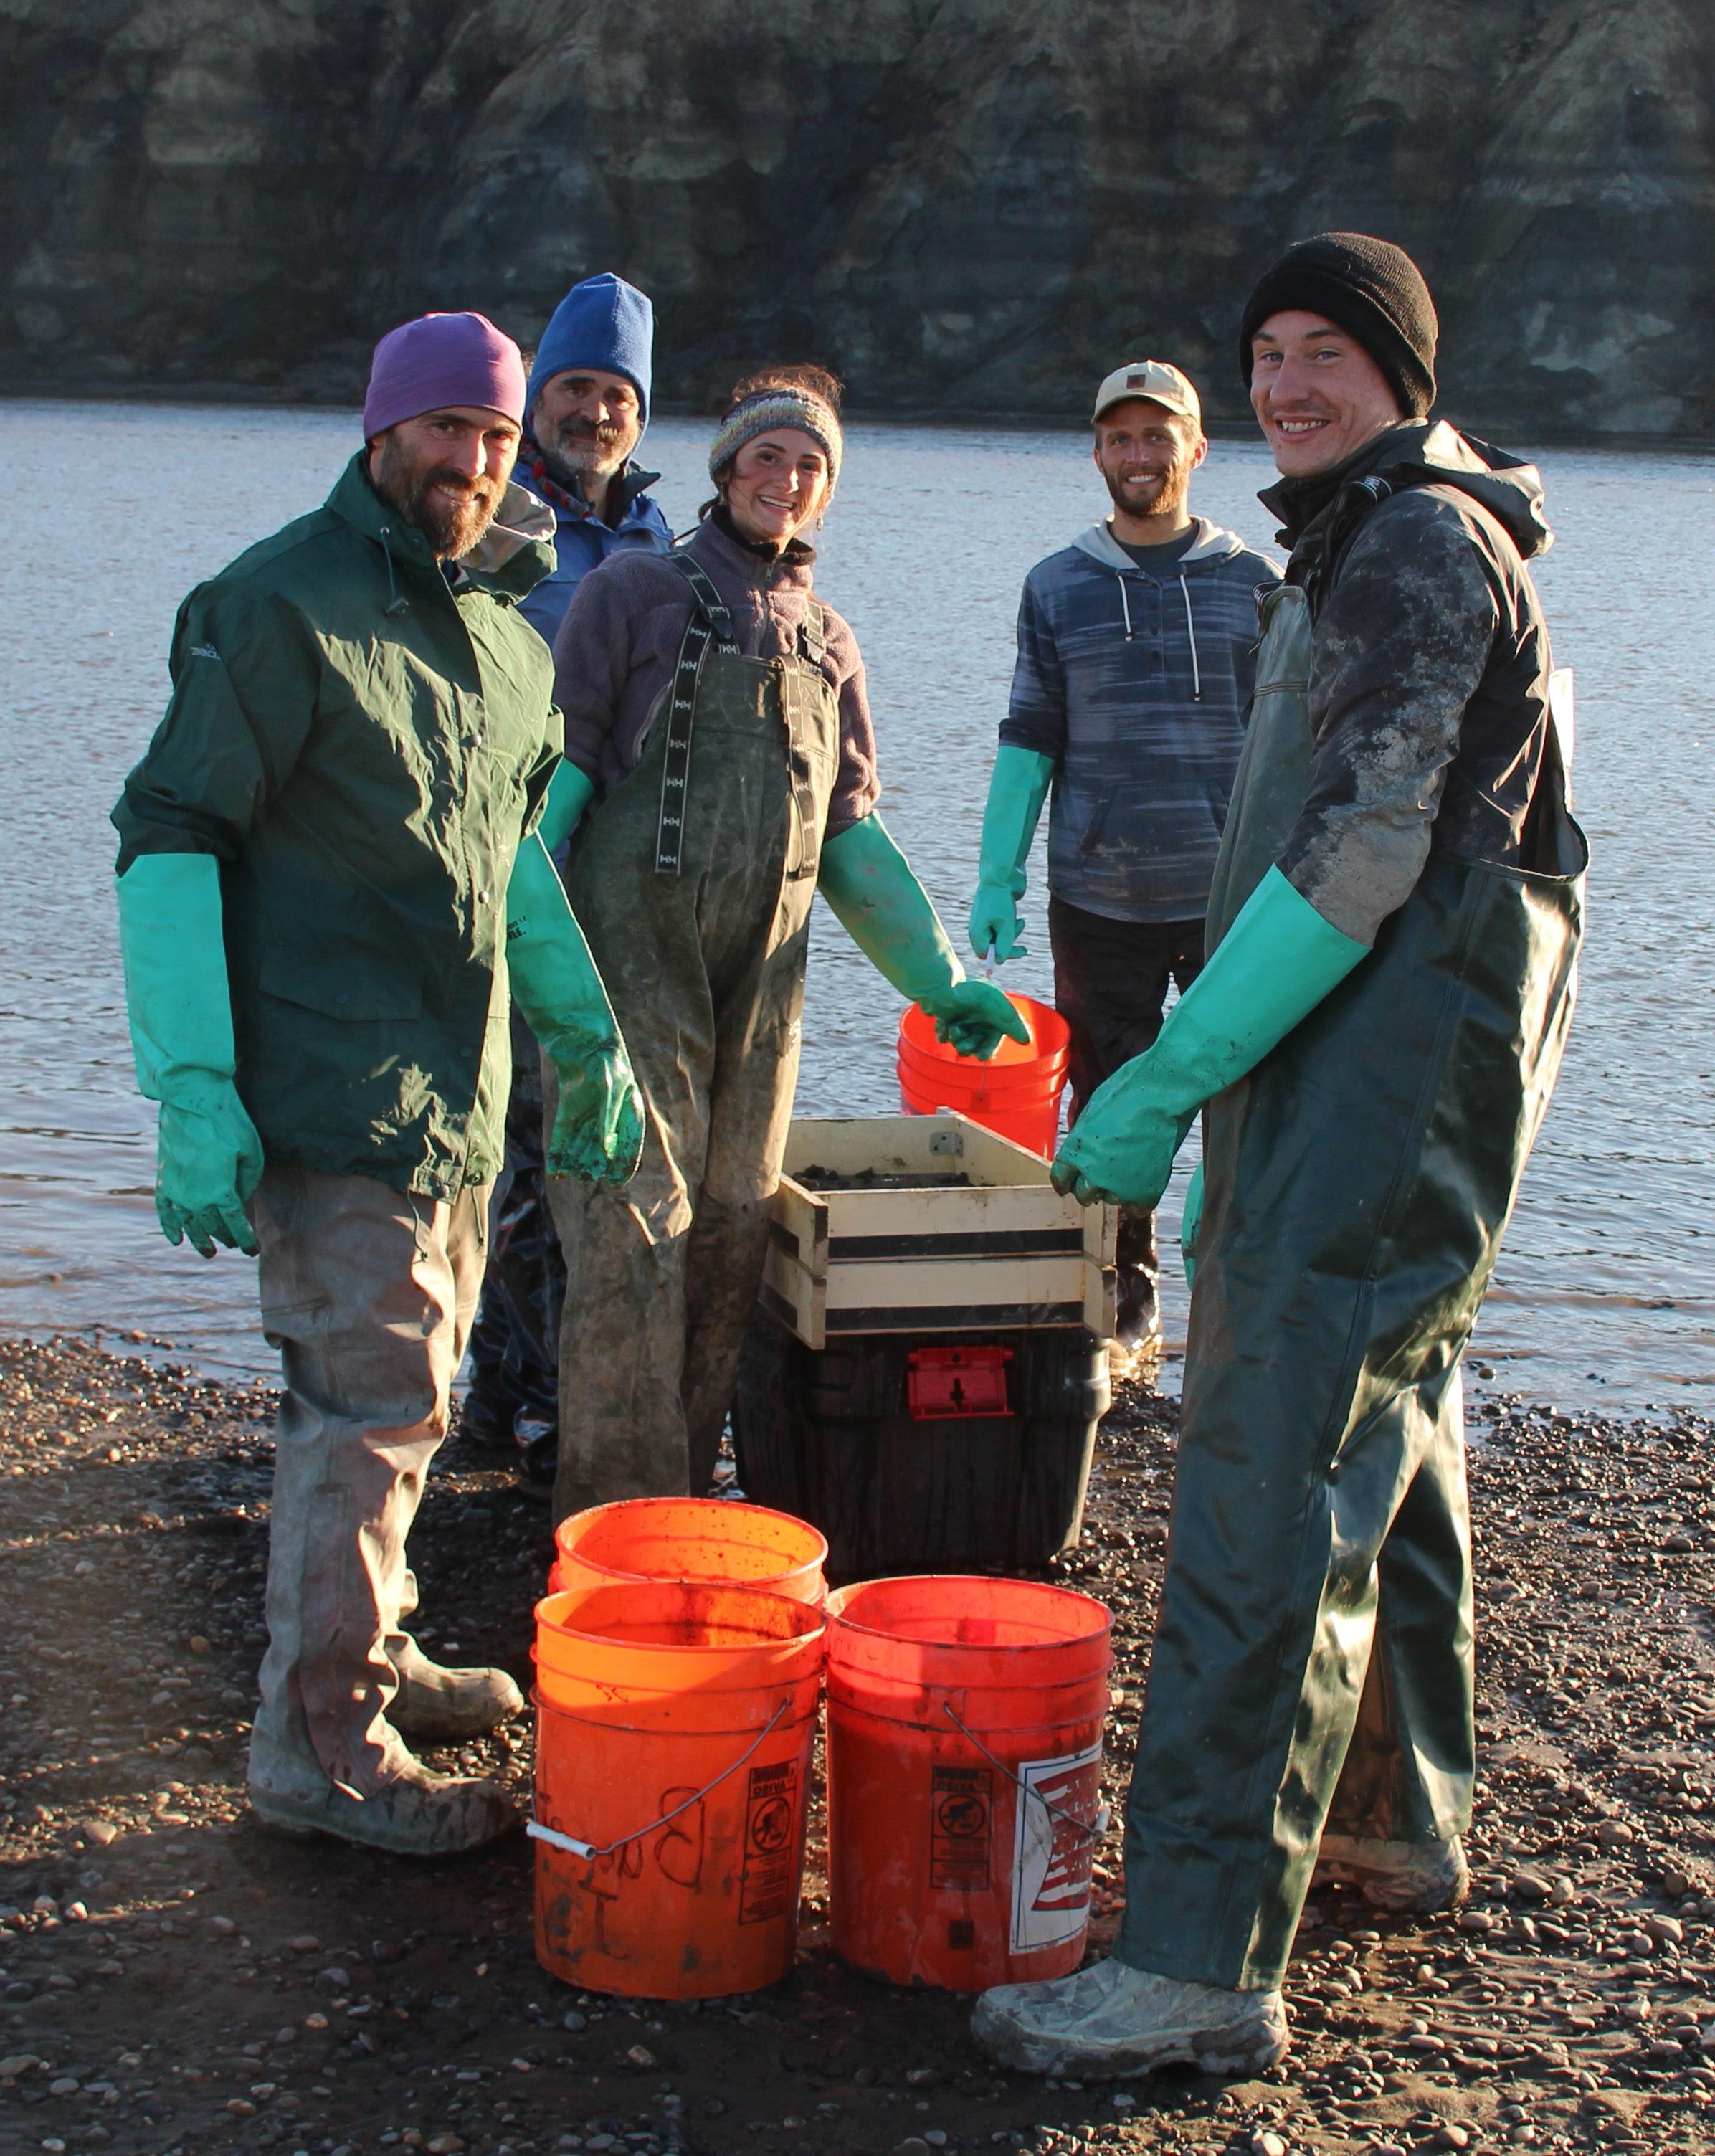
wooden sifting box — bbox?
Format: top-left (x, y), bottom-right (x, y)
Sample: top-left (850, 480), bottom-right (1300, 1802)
top-left (759, 1111), bottom-right (1117, 1351)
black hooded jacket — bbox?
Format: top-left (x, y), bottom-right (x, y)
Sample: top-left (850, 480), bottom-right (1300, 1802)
top-left (1255, 419), bottom-right (1558, 946)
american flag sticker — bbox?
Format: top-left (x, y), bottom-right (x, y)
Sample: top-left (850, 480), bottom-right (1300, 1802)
top-left (1009, 1739), bottom-right (1103, 1952)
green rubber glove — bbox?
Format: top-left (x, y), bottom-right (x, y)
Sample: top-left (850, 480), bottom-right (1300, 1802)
top-left (820, 815), bottom-right (1031, 1063)
top-left (505, 834), bottom-right (645, 1186)
top-left (1180, 1159), bottom-right (1205, 1290)
top-left (1052, 866), bottom-right (1367, 1209)
top-left (534, 759), bottom-right (596, 854)
top-left (967, 746), bottom-right (1054, 961)
top-left (115, 853), bottom-right (263, 1259)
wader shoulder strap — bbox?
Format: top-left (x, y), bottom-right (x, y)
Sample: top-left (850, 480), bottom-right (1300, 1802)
top-left (654, 548), bottom-right (736, 876)
top-left (782, 597), bottom-right (831, 883)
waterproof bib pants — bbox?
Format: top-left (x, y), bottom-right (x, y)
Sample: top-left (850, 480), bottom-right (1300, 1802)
top-left (548, 554), bottom-right (841, 1521)
top-left (1118, 579), bottom-right (1586, 1991)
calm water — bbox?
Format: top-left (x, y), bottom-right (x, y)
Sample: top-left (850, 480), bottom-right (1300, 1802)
top-left (1, 402), bottom-right (1711, 1409)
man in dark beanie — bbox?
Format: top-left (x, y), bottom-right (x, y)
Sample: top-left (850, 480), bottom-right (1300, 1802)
top-left (975, 235), bottom-right (1587, 2074)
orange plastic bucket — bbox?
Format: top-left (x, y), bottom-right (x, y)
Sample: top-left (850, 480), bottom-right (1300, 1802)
top-left (548, 1495), bottom-right (827, 1603)
top-left (897, 992), bottom-right (1070, 1157)
top-left (825, 1574), bottom-right (1112, 1992)
top-left (531, 1581), bottom-right (825, 1999)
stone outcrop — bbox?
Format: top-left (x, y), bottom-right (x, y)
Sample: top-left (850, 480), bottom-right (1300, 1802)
top-left (4, 0), bottom-right (1712, 436)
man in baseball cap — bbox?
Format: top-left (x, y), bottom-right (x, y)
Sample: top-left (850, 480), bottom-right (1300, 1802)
top-left (969, 355), bottom-right (1280, 1362)
top-left (111, 310), bottom-right (644, 1856)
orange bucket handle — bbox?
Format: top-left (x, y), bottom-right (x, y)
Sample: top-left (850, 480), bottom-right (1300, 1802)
top-left (939, 1699), bottom-right (1114, 1848)
top-left (526, 1696), bottom-right (792, 1862)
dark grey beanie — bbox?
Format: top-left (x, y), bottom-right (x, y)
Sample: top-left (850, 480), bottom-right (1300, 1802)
top-left (1238, 232), bottom-right (1438, 417)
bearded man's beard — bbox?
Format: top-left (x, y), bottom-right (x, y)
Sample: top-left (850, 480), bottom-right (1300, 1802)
top-left (535, 412), bottom-right (630, 491)
top-left (1104, 461), bottom-right (1192, 525)
top-left (373, 436), bottom-right (504, 559)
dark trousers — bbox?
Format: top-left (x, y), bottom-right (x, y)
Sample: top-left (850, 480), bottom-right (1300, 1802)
top-left (1049, 896), bottom-right (1205, 1291)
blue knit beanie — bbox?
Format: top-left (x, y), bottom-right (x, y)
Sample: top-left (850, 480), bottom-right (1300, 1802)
top-left (528, 272), bottom-right (655, 428)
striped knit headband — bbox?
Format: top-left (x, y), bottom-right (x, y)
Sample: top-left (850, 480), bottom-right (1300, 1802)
top-left (708, 388), bottom-right (843, 493)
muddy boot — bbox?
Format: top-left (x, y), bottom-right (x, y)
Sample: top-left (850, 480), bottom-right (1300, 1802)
top-left (387, 1636), bottom-right (524, 1741)
top-left (249, 1754), bottom-right (518, 1856)
top-left (1311, 1832), bottom-right (1469, 1912)
top-left (971, 1957), bottom-right (1288, 2078)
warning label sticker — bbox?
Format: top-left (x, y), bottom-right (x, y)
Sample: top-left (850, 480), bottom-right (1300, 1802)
top-left (739, 1758), bottom-right (799, 1926)
top-left (1009, 1740), bottom-right (1103, 1952)
top-left (930, 1765), bottom-right (993, 1890)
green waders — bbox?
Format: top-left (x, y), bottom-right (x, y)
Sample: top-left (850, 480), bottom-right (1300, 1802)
top-left (546, 550), bottom-right (841, 1522)
top-left (1118, 581), bottom-right (1586, 1990)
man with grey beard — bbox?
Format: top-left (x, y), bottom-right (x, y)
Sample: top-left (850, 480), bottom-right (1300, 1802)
top-left (514, 271), bottom-right (672, 642)
top-left (463, 273), bottom-right (674, 1484)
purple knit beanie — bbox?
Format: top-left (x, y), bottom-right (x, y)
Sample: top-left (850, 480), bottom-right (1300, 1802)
top-left (362, 312), bottom-right (528, 438)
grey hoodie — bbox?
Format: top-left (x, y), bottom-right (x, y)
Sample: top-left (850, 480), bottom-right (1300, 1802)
top-left (1001, 516), bottom-right (1282, 923)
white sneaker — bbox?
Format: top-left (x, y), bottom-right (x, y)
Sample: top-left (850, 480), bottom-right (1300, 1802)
top-left (971, 1955), bottom-right (1288, 2078)
top-left (1311, 1833), bottom-right (1469, 1913)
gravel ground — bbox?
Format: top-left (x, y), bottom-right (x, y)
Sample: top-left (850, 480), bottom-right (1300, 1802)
top-left (2, 1333), bottom-right (1714, 2156)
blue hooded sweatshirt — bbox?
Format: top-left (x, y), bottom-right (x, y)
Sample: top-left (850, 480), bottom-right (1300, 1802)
top-left (516, 273), bottom-right (673, 644)
top-left (999, 518), bottom-right (1282, 923)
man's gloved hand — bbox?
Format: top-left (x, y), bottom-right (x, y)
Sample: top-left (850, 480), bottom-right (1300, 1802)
top-left (916, 979), bottom-right (1032, 1062)
top-left (966, 746), bottom-right (1055, 962)
top-left (545, 1029), bottom-right (646, 1185)
top-left (1052, 865), bottom-right (1368, 1208)
top-left (115, 853), bottom-right (263, 1259)
top-left (1052, 1076), bottom-right (1197, 1212)
top-left (820, 813), bottom-right (1031, 1064)
top-left (156, 1086), bottom-right (265, 1258)
top-left (506, 832), bottom-right (644, 1187)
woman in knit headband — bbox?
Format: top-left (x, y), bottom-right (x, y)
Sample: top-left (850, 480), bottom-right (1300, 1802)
top-left (535, 365), bottom-right (1025, 1519)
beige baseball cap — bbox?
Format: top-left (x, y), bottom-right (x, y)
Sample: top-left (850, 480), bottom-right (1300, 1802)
top-left (1091, 359), bottom-right (1202, 428)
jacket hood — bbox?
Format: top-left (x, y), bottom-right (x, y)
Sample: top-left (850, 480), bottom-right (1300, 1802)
top-left (460, 480), bottom-right (558, 594)
top-left (1071, 516), bottom-right (1255, 573)
top-left (1260, 420), bottom-right (1552, 560)
top-left (328, 454), bottom-right (557, 603)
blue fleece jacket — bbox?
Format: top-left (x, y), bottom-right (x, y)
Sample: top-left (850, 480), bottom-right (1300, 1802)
top-left (513, 463), bottom-right (674, 645)
top-left (999, 517), bottom-right (1282, 923)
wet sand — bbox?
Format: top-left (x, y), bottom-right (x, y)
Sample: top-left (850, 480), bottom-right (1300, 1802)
top-left (1, 1336), bottom-right (1713, 2156)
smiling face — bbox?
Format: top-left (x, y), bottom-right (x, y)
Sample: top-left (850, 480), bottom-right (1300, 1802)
top-left (1248, 311), bottom-right (1404, 478)
top-left (368, 405), bottom-right (521, 558)
top-left (722, 428), bottom-right (831, 550)
top-left (1093, 398), bottom-right (1207, 530)
top-left (531, 367), bottom-right (642, 490)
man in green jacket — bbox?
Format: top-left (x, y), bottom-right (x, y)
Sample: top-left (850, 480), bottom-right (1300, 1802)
top-left (112, 311), bottom-right (643, 1856)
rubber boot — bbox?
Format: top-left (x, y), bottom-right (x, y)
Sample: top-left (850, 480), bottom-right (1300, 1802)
top-left (250, 1752), bottom-right (518, 1856)
top-left (387, 1636), bottom-right (524, 1742)
top-left (971, 1957), bottom-right (1288, 2078)
top-left (1311, 1833), bottom-right (1470, 1913)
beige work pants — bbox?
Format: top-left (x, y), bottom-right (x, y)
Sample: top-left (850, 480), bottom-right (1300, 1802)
top-left (246, 1167), bottom-right (488, 1800)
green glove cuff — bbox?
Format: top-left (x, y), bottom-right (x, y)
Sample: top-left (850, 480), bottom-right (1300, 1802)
top-left (1050, 868), bottom-right (1365, 1210)
top-left (1136, 865), bottom-right (1368, 1118)
top-left (535, 759), bottom-right (596, 854)
top-left (1180, 1159), bottom-right (1205, 1290)
top-left (115, 852), bottom-right (241, 1099)
top-left (818, 813), bottom-right (964, 1006)
top-left (115, 853), bottom-right (262, 1254)
top-left (979, 746), bottom-right (1053, 901)
top-left (505, 832), bottom-right (622, 1061)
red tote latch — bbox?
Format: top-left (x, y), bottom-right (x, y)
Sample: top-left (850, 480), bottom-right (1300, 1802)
top-left (906, 1346), bottom-right (1013, 1420)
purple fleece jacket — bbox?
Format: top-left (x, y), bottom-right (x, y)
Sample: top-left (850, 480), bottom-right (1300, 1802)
top-left (549, 512), bottom-right (881, 837)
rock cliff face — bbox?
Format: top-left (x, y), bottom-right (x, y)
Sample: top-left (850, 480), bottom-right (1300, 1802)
top-left (4, 0), bottom-right (1713, 436)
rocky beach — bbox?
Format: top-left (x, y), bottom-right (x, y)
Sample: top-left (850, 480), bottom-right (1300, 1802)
top-left (2, 1335), bottom-right (1712, 2156)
